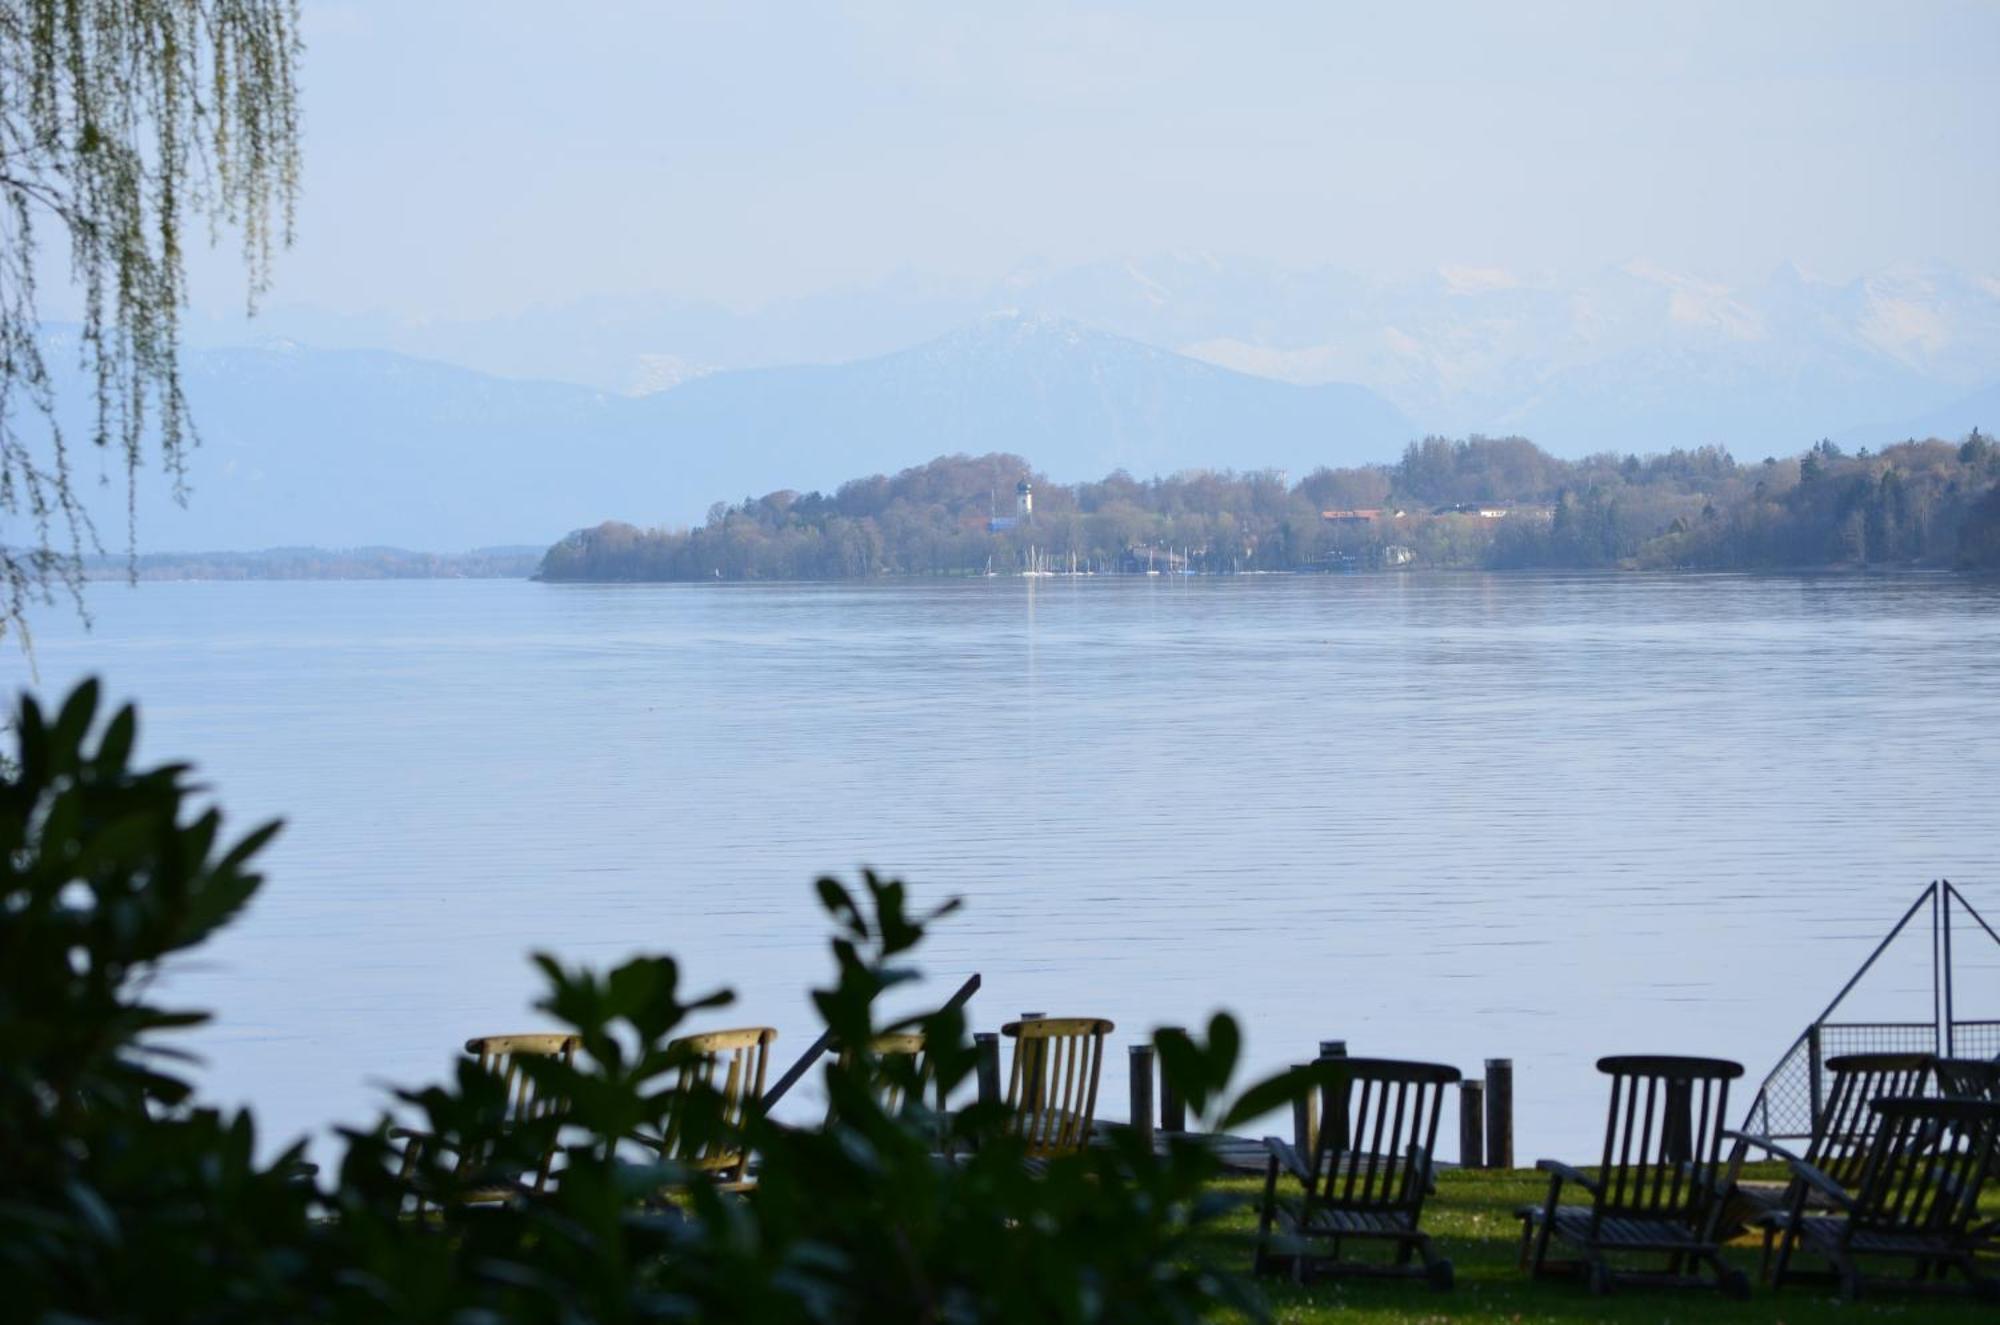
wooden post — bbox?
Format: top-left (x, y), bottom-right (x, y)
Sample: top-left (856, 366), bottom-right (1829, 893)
top-left (1484, 1058), bottom-right (1514, 1170)
top-left (1291, 1065), bottom-right (1314, 1153)
top-left (1459, 1078), bottom-right (1486, 1169)
top-left (1317, 1040), bottom-right (1348, 1156)
top-left (1157, 1027), bottom-right (1187, 1134)
top-left (1805, 1025), bottom-right (1825, 1137)
top-left (974, 1033), bottom-right (1000, 1107)
top-left (1128, 1045), bottom-right (1155, 1148)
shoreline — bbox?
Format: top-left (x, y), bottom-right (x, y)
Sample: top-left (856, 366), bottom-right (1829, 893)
top-left (81, 564), bottom-right (1987, 584)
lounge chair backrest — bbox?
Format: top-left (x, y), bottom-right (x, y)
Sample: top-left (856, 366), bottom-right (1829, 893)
top-left (1309, 1057), bottom-right (1462, 1214)
top-left (1592, 1055), bottom-right (1742, 1224)
top-left (1934, 1057), bottom-right (2000, 1101)
top-left (1847, 1097), bottom-right (2000, 1236)
top-left (1811, 1052), bottom-right (1934, 1187)
top-left (655, 1026), bottom-right (778, 1180)
top-left (464, 1033), bottom-right (581, 1122)
top-left (1002, 1017), bottom-right (1114, 1157)
top-left (461, 1033), bottom-right (581, 1191)
top-left (825, 1031), bottom-right (928, 1126)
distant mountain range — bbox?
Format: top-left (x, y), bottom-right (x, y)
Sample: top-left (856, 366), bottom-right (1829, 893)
top-left (1840, 380), bottom-right (2000, 451)
top-left (629, 313), bottom-right (1411, 494)
top-left (59, 257), bottom-right (1999, 551)
top-left (206, 256), bottom-right (2000, 457)
top-left (59, 315), bottom-right (1412, 551)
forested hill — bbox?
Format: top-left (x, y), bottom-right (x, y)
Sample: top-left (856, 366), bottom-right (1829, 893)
top-left (538, 434), bottom-right (2000, 581)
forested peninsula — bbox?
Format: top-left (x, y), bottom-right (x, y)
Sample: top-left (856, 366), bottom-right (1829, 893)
top-left (539, 433), bottom-right (2000, 581)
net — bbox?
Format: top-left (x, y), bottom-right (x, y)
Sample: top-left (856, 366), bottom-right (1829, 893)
top-left (1948, 1019), bottom-right (2000, 1060)
top-left (1742, 1033), bottom-right (1813, 1138)
top-left (1745, 1020), bottom-right (2000, 1137)
top-left (1742, 884), bottom-right (2000, 1137)
top-left (1745, 1023), bottom-right (1938, 1138)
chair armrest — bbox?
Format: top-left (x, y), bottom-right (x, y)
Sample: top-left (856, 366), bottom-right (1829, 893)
top-left (1783, 1157), bottom-right (1857, 1213)
top-left (1403, 1143), bottom-right (1440, 1199)
top-left (1535, 1158), bottom-right (1601, 1197)
top-left (1262, 1136), bottom-right (1313, 1184)
top-left (1719, 1129), bottom-right (1807, 1167)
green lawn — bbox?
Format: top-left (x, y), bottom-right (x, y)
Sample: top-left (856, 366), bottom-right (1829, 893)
top-left (1204, 1166), bottom-right (1999, 1324)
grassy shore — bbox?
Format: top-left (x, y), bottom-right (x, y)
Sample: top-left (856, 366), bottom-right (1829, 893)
top-left (1205, 1166), bottom-right (1998, 1324)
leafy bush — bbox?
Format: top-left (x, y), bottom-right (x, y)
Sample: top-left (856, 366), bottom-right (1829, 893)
top-left (0, 680), bottom-right (1322, 1324)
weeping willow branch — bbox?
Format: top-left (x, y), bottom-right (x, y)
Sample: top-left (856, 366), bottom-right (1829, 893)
top-left (0, 0), bottom-right (301, 644)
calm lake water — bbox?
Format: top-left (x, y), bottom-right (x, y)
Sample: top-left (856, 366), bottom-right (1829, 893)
top-left (15, 573), bottom-right (2000, 1160)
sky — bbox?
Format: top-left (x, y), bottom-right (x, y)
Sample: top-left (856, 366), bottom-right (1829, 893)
top-left (178, 0), bottom-right (2000, 323)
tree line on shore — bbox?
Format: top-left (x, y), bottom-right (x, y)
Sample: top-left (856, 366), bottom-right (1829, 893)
top-left (538, 432), bottom-right (2000, 581)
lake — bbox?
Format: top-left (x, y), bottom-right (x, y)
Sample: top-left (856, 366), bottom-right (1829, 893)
top-left (15, 572), bottom-right (2000, 1160)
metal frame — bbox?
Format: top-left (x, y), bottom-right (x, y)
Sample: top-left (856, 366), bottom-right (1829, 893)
top-left (759, 972), bottom-right (980, 1112)
top-left (1744, 881), bottom-right (1999, 1138)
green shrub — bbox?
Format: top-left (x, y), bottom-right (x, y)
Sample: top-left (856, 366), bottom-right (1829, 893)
top-left (0, 680), bottom-right (1325, 1324)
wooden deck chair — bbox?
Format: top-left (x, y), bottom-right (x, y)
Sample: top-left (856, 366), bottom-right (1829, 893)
top-left (1518, 1055), bottom-right (1750, 1298)
top-left (1253, 1057), bottom-right (1462, 1289)
top-left (644, 1026), bottom-right (777, 1192)
top-left (1936, 1059), bottom-right (2000, 1252)
top-left (825, 1031), bottom-right (929, 1127)
top-left (1717, 1051), bottom-right (1934, 1270)
top-left (1934, 1056), bottom-right (2000, 1101)
top-left (1001, 1017), bottom-right (1114, 1159)
top-left (1764, 1096), bottom-right (2000, 1301)
top-left (395, 1032), bottom-right (580, 1207)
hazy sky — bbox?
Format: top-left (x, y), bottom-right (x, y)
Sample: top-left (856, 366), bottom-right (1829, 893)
top-left (188, 0), bottom-right (1999, 320)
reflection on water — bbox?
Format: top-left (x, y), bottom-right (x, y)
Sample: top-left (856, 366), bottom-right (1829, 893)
top-left (17, 572), bottom-right (2000, 1157)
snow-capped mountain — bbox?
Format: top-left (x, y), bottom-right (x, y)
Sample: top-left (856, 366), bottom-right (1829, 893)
top-left (634, 312), bottom-right (1412, 491)
top-left (1128, 258), bottom-right (1999, 451)
top-left (99, 259), bottom-right (1998, 550)
top-left (220, 257), bottom-right (1999, 456)
top-left (56, 316), bottom-right (1411, 551)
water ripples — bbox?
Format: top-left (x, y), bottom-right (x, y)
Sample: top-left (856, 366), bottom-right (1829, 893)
top-left (17, 571), bottom-right (2000, 1157)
